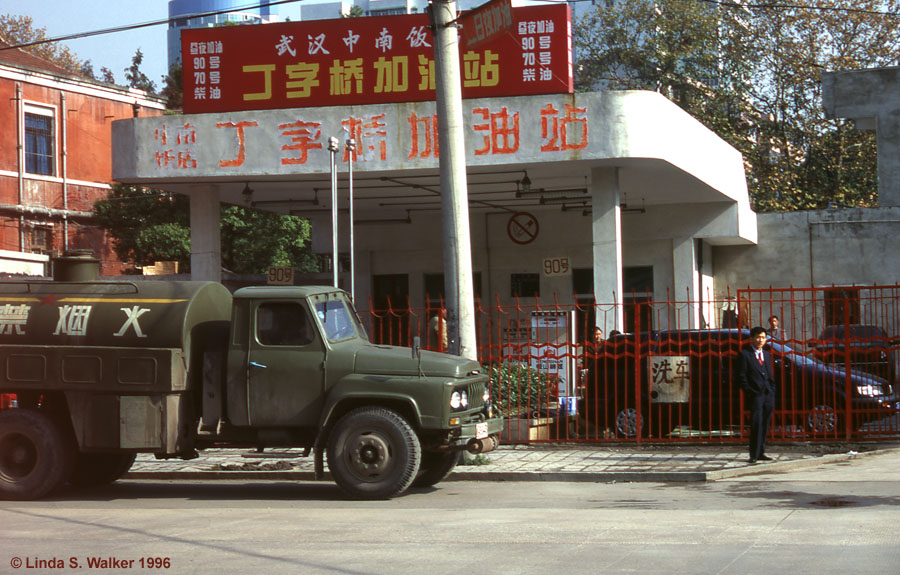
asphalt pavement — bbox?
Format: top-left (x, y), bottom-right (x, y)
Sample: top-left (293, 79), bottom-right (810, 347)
top-left (127, 442), bottom-right (900, 483)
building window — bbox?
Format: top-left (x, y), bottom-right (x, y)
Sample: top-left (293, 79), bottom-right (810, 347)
top-left (30, 227), bottom-right (53, 255)
top-left (823, 288), bottom-right (860, 326)
top-left (424, 272), bottom-right (482, 308)
top-left (511, 273), bottom-right (540, 298)
top-left (24, 107), bottom-right (55, 176)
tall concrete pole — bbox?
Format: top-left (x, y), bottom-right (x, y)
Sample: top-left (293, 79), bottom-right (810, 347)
top-left (428, 0), bottom-right (477, 360)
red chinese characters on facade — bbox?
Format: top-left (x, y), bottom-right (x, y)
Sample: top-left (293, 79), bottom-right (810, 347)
top-left (407, 112), bottom-right (440, 159)
top-left (216, 121), bottom-right (259, 168)
top-left (540, 103), bottom-right (588, 152)
top-left (279, 120), bottom-right (323, 165)
top-left (148, 100), bottom-right (590, 172)
top-left (342, 114), bottom-right (388, 162)
top-left (152, 123), bottom-right (198, 170)
top-left (473, 106), bottom-right (520, 156)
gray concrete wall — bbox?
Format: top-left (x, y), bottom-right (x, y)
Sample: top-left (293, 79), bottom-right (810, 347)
top-left (822, 67), bottom-right (900, 207)
top-left (713, 206), bottom-right (900, 292)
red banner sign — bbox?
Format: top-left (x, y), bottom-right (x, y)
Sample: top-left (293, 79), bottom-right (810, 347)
top-left (460, 0), bottom-right (514, 49)
top-left (181, 4), bottom-right (571, 114)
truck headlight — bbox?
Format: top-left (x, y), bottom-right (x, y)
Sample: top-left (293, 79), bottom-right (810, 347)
top-left (450, 390), bottom-right (468, 410)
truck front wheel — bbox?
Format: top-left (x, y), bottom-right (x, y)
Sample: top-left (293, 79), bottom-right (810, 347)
top-left (413, 451), bottom-right (461, 488)
top-left (69, 453), bottom-right (137, 487)
top-left (0, 410), bottom-right (74, 500)
top-left (327, 407), bottom-right (421, 499)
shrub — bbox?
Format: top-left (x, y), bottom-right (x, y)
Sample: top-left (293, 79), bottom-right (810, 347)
top-left (483, 362), bottom-right (553, 418)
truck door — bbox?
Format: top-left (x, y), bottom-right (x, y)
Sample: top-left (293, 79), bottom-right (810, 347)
top-left (247, 300), bottom-right (324, 426)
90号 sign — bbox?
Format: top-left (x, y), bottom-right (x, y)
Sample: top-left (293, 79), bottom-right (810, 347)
top-left (542, 257), bottom-right (570, 277)
top-left (268, 266), bottom-right (294, 285)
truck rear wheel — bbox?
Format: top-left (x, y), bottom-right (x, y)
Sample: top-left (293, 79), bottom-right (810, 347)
top-left (69, 453), bottom-right (137, 487)
top-left (327, 407), bottom-right (421, 499)
top-left (0, 410), bottom-right (73, 500)
top-left (412, 451), bottom-right (460, 488)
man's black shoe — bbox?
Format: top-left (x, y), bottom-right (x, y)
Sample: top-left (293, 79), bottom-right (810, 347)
top-left (747, 458), bottom-right (757, 463)
top-left (758, 455), bottom-right (773, 461)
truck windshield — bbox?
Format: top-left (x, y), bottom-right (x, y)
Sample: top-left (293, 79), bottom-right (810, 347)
top-left (315, 299), bottom-right (364, 342)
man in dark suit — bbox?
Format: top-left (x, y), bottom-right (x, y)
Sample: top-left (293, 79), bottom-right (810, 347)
top-left (737, 326), bottom-right (776, 463)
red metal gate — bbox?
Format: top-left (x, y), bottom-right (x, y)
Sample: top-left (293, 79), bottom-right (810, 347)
top-left (356, 287), bottom-right (900, 444)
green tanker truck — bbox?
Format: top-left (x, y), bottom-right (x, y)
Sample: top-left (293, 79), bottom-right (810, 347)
top-left (0, 253), bottom-right (500, 500)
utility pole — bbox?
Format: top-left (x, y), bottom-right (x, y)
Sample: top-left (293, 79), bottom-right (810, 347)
top-left (427, 0), bottom-right (477, 360)
top-left (328, 136), bottom-right (340, 288)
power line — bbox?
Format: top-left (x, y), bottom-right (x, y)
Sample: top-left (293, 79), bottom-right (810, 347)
top-left (565, 0), bottom-right (899, 18)
top-left (694, 0), bottom-right (899, 17)
top-left (0, 0), bottom-right (305, 53)
top-left (3, 0), bottom-right (897, 55)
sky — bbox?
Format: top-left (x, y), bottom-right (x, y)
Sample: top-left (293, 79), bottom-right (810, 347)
top-left (1, 1), bottom-right (309, 89)
top-left (1, 1), bottom-right (172, 87)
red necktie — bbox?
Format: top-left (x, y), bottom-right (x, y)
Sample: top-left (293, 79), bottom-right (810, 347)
top-left (757, 352), bottom-right (763, 364)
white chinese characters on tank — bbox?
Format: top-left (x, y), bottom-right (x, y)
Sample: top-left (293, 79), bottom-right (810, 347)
top-left (0, 304), bottom-right (30, 335)
top-left (114, 306), bottom-right (151, 338)
top-left (54, 305), bottom-right (92, 336)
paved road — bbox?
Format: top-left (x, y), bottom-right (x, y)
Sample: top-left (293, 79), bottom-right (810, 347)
top-left (2, 448), bottom-right (898, 574)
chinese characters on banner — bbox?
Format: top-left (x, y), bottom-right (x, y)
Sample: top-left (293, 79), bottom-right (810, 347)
top-left (649, 356), bottom-right (691, 403)
top-left (182, 4), bottom-right (572, 113)
top-left (146, 99), bottom-right (589, 172)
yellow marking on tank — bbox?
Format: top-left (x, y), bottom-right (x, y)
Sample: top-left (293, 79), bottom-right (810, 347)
top-left (56, 298), bottom-right (189, 303)
top-left (0, 297), bottom-right (40, 302)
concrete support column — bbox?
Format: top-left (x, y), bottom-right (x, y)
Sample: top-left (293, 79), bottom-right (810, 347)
top-left (189, 186), bottom-right (221, 282)
top-left (591, 167), bottom-right (624, 333)
top-left (672, 236), bottom-right (700, 329)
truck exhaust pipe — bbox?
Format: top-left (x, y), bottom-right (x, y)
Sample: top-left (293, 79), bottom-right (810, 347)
top-left (466, 435), bottom-right (497, 454)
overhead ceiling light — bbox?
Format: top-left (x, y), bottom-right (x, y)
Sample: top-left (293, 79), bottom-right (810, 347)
top-left (517, 171), bottom-right (532, 196)
top-left (539, 195), bottom-right (590, 205)
top-left (242, 183), bottom-right (253, 204)
top-left (251, 190), bottom-right (320, 207)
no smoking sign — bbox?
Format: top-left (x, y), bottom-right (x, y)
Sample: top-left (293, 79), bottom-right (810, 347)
top-left (507, 212), bottom-right (539, 245)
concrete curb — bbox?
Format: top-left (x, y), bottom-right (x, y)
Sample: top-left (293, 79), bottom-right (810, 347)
top-left (124, 448), bottom-right (895, 483)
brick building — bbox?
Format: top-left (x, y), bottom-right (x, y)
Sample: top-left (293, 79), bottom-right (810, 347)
top-left (0, 39), bottom-right (165, 275)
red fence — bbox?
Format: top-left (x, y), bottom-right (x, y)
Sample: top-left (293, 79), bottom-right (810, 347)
top-left (357, 286), bottom-right (900, 444)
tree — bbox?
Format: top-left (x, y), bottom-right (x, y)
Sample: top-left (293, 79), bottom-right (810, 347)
top-left (93, 186), bottom-right (191, 267)
top-left (573, 0), bottom-right (899, 211)
top-left (344, 5), bottom-right (366, 17)
top-left (100, 66), bottom-right (115, 84)
top-left (80, 60), bottom-right (95, 80)
top-left (0, 14), bottom-right (81, 72)
top-left (94, 185), bottom-right (318, 275)
top-left (160, 64), bottom-right (183, 111)
top-left (124, 48), bottom-right (156, 93)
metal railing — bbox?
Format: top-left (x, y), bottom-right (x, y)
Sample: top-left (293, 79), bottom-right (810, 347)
top-left (357, 286), bottom-right (900, 444)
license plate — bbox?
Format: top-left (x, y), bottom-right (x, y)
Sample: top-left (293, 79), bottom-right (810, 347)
top-left (476, 422), bottom-right (488, 439)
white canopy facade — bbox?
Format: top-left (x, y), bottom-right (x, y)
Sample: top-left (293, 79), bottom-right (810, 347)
top-left (112, 89), bottom-right (756, 332)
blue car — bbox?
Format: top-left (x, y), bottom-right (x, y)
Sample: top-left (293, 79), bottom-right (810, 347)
top-left (580, 329), bottom-right (898, 438)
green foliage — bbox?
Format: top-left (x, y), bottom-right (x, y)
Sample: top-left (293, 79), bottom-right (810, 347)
top-left (483, 362), bottom-right (552, 417)
top-left (344, 5), bottom-right (366, 18)
top-left (93, 185), bottom-right (190, 266)
top-left (93, 184), bottom-right (318, 274)
top-left (161, 64), bottom-right (183, 111)
top-left (0, 14), bottom-right (82, 72)
top-left (124, 48), bottom-right (156, 93)
top-left (573, 0), bottom-right (897, 212)
top-left (219, 206), bottom-right (317, 275)
top-left (457, 454), bottom-right (491, 466)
